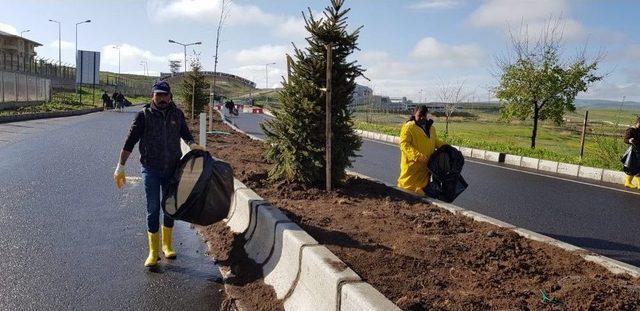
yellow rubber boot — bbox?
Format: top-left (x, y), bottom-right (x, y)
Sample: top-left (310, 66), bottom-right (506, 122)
top-left (635, 177), bottom-right (640, 190)
top-left (624, 175), bottom-right (635, 188)
top-left (144, 231), bottom-right (160, 267)
top-left (161, 226), bottom-right (177, 259)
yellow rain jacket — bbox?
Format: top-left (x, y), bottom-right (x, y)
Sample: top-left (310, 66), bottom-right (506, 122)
top-left (397, 120), bottom-right (444, 194)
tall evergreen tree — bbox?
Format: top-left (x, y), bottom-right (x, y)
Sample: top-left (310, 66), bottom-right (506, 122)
top-left (179, 58), bottom-right (209, 118)
top-left (262, 0), bottom-right (364, 186)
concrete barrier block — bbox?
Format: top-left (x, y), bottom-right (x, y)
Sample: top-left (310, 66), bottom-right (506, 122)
top-left (520, 157), bottom-right (539, 169)
top-left (284, 246), bottom-right (361, 311)
top-left (244, 204), bottom-right (292, 265)
top-left (263, 223), bottom-right (318, 299)
top-left (391, 135), bottom-right (400, 144)
top-left (340, 282), bottom-right (401, 311)
top-left (373, 133), bottom-right (382, 141)
top-left (513, 228), bottom-right (584, 252)
top-left (484, 151), bottom-right (500, 162)
top-left (602, 169), bottom-right (626, 184)
top-left (460, 210), bottom-right (517, 229)
top-left (384, 134), bottom-right (395, 144)
top-left (538, 160), bottom-right (559, 173)
top-left (557, 163), bottom-right (580, 177)
top-left (470, 149), bottom-right (486, 159)
top-left (459, 147), bottom-right (472, 157)
top-left (504, 154), bottom-right (521, 166)
top-left (226, 188), bottom-right (263, 234)
top-left (578, 166), bottom-right (604, 181)
top-left (583, 254), bottom-right (640, 278)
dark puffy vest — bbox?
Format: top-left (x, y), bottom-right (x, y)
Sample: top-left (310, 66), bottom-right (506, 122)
top-left (139, 104), bottom-right (186, 174)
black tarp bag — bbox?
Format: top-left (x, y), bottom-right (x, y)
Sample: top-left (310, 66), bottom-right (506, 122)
top-left (423, 145), bottom-right (468, 203)
top-left (162, 150), bottom-right (234, 226)
top-left (621, 145), bottom-right (640, 175)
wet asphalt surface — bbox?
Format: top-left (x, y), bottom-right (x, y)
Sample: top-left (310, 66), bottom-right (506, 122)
top-left (232, 112), bottom-right (640, 267)
top-left (0, 107), bottom-right (224, 310)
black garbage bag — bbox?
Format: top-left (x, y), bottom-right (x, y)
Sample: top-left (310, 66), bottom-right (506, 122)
top-left (162, 150), bottom-right (234, 226)
top-left (621, 145), bottom-right (640, 175)
top-left (423, 145), bottom-right (468, 203)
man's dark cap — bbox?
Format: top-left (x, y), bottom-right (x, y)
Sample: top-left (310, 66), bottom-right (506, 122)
top-left (152, 81), bottom-right (171, 94)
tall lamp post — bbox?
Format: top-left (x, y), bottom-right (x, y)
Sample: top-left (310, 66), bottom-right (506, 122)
top-left (265, 62), bottom-right (276, 89)
top-left (48, 19), bottom-right (61, 72)
top-left (168, 39), bottom-right (201, 72)
top-left (140, 60), bottom-right (148, 76)
top-left (265, 62), bottom-right (276, 107)
top-left (112, 45), bottom-right (121, 90)
top-left (75, 19), bottom-right (91, 98)
top-left (20, 30), bottom-right (30, 38)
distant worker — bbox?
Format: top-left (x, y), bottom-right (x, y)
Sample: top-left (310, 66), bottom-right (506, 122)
top-left (112, 92), bottom-right (120, 111)
top-left (113, 81), bottom-right (206, 267)
top-left (622, 116), bottom-right (640, 188)
top-left (397, 105), bottom-right (445, 195)
top-left (101, 91), bottom-right (112, 109)
top-left (117, 93), bottom-right (126, 112)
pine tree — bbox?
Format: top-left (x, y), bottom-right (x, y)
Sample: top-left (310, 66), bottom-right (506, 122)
top-left (179, 58), bottom-right (209, 118)
top-left (261, 0), bottom-right (364, 187)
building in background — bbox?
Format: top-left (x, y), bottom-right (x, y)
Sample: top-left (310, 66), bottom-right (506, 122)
top-left (0, 30), bottom-right (42, 70)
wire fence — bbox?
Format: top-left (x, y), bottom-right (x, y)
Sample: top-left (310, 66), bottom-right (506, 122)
top-left (0, 51), bottom-right (152, 96)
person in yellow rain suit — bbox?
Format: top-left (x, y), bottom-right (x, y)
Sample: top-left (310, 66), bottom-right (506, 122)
top-left (397, 105), bottom-right (445, 195)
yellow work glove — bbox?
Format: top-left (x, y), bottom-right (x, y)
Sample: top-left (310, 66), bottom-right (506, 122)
top-left (113, 163), bottom-right (126, 189)
top-left (189, 143), bottom-right (206, 151)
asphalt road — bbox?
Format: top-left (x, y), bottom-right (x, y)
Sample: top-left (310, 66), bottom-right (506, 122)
top-left (230, 112), bottom-right (640, 267)
top-left (0, 108), bottom-right (223, 310)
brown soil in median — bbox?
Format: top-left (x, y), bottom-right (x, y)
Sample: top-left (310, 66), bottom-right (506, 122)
top-left (192, 116), bottom-right (640, 310)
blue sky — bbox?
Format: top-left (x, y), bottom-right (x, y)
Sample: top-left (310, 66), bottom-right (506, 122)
top-left (1, 0), bottom-right (640, 101)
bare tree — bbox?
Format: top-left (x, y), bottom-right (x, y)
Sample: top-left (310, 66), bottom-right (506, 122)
top-left (437, 80), bottom-right (469, 135)
top-left (209, 0), bottom-right (233, 131)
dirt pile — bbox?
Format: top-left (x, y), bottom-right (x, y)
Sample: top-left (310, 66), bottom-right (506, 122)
top-left (193, 116), bottom-right (640, 310)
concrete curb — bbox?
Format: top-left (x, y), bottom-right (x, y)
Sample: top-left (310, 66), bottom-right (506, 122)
top-left (0, 107), bottom-right (103, 124)
top-left (355, 129), bottom-right (628, 186)
top-left (196, 118), bottom-right (402, 310)
top-left (344, 169), bottom-right (640, 279)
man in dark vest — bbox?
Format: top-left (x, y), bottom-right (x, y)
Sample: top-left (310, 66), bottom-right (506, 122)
top-left (113, 81), bottom-right (205, 267)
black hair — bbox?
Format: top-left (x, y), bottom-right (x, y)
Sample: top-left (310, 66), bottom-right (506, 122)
top-left (408, 105), bottom-right (429, 122)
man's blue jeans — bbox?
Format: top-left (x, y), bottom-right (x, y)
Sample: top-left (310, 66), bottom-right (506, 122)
top-left (141, 166), bottom-right (174, 233)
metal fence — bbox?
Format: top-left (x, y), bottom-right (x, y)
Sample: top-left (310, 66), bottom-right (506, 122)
top-left (0, 70), bottom-right (51, 106)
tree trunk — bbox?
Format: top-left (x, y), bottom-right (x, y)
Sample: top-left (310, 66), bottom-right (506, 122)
top-left (531, 104), bottom-right (539, 149)
top-left (445, 114), bottom-right (449, 134)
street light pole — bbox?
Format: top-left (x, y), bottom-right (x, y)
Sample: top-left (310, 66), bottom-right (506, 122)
top-left (75, 19), bottom-right (91, 100)
top-left (20, 30), bottom-right (30, 38)
top-left (168, 39), bottom-right (202, 72)
top-left (265, 62), bottom-right (275, 89)
top-left (48, 19), bottom-right (61, 72)
top-left (112, 45), bottom-right (121, 90)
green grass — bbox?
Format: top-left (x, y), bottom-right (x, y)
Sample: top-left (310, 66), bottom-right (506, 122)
top-left (353, 109), bottom-right (629, 170)
top-left (0, 87), bottom-right (147, 116)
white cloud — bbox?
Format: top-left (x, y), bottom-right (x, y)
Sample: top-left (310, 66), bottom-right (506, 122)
top-left (469, 0), bottom-right (585, 40)
top-left (626, 45), bottom-right (640, 60)
top-left (410, 37), bottom-right (484, 66)
top-left (147, 0), bottom-right (276, 26)
top-left (0, 22), bottom-right (17, 35)
top-left (274, 16), bottom-right (307, 39)
top-left (50, 40), bottom-right (75, 50)
top-left (231, 64), bottom-right (284, 89)
top-left (409, 0), bottom-right (462, 10)
top-left (101, 43), bottom-right (185, 75)
top-left (234, 44), bottom-right (290, 65)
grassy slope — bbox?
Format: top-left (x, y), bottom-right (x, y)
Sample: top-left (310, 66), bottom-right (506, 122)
top-left (352, 108), bottom-right (630, 170)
